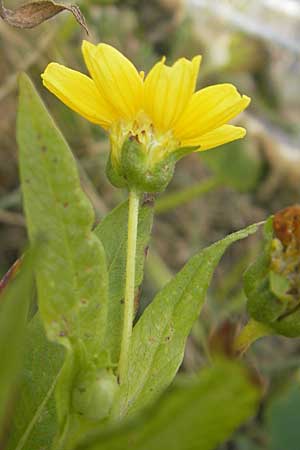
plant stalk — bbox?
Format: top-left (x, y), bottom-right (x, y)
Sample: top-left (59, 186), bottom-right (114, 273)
top-left (234, 319), bottom-right (273, 356)
top-left (118, 189), bottom-right (140, 383)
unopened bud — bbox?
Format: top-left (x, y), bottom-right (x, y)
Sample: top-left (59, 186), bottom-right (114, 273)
top-left (245, 206), bottom-right (300, 337)
top-left (72, 369), bottom-right (119, 422)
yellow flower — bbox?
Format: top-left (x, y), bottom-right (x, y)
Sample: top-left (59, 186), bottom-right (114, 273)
top-left (41, 41), bottom-right (250, 191)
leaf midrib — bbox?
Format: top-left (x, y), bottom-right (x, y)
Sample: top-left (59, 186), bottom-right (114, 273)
top-left (14, 367), bottom-right (62, 450)
top-left (121, 253), bottom-right (203, 416)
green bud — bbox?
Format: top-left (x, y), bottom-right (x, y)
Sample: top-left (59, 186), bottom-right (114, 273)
top-left (244, 208), bottom-right (300, 337)
top-left (72, 369), bottom-right (119, 422)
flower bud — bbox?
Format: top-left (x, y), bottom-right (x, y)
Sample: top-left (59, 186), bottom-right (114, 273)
top-left (72, 368), bottom-right (119, 422)
top-left (244, 206), bottom-right (300, 337)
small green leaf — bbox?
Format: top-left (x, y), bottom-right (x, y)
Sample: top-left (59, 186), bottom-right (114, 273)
top-left (244, 219), bottom-right (281, 324)
top-left (7, 314), bottom-right (64, 450)
top-left (17, 73), bottom-right (108, 359)
top-left (244, 220), bottom-right (273, 295)
top-left (116, 222), bottom-right (260, 417)
top-left (94, 200), bottom-right (153, 364)
top-left (269, 270), bottom-right (290, 300)
top-left (75, 360), bottom-right (261, 450)
top-left (0, 250), bottom-right (35, 443)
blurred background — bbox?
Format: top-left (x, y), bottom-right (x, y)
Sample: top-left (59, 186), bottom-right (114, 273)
top-left (1, 1), bottom-right (300, 448)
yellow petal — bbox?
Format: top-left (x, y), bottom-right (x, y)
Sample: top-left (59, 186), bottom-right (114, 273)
top-left (174, 84), bottom-right (250, 140)
top-left (81, 40), bottom-right (97, 77)
top-left (181, 125), bottom-right (247, 150)
top-left (144, 55), bottom-right (201, 131)
top-left (82, 40), bottom-right (143, 120)
top-left (41, 63), bottom-right (116, 128)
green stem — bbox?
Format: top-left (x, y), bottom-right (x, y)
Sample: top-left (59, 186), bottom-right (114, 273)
top-left (118, 190), bottom-right (140, 383)
top-left (155, 177), bottom-right (220, 214)
top-left (234, 319), bottom-right (273, 356)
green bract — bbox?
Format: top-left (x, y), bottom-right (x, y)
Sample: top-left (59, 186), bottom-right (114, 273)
top-left (244, 218), bottom-right (300, 337)
top-left (107, 137), bottom-right (177, 193)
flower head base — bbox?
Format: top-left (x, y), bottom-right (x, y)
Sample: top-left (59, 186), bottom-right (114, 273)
top-left (42, 41), bottom-right (250, 192)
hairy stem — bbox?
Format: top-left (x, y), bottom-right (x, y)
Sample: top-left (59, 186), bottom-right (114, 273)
top-left (118, 190), bottom-right (140, 383)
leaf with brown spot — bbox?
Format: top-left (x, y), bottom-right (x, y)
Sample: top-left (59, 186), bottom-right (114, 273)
top-left (0, 0), bottom-right (88, 33)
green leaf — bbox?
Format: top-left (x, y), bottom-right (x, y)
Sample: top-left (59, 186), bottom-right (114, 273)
top-left (243, 219), bottom-right (281, 324)
top-left (116, 222), bottom-right (261, 417)
top-left (244, 219), bottom-right (273, 302)
top-left (94, 200), bottom-right (153, 364)
top-left (75, 360), bottom-right (261, 450)
top-left (0, 251), bottom-right (35, 443)
top-left (7, 314), bottom-right (64, 450)
top-left (266, 380), bottom-right (300, 450)
top-left (17, 73), bottom-right (108, 359)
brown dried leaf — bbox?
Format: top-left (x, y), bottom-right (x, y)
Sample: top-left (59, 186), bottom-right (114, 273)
top-left (0, 0), bottom-right (88, 33)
